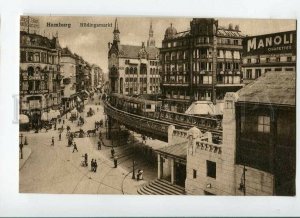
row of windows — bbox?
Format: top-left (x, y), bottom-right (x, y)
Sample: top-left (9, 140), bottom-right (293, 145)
top-left (164, 49), bottom-right (241, 62)
top-left (246, 56), bottom-right (293, 64)
top-left (21, 81), bottom-right (48, 91)
top-left (125, 78), bottom-right (160, 83)
top-left (20, 51), bottom-right (58, 64)
top-left (124, 59), bottom-right (159, 66)
top-left (192, 160), bottom-right (216, 179)
top-left (125, 67), bottom-right (159, 75)
top-left (163, 37), bottom-right (242, 49)
top-left (244, 67), bottom-right (294, 79)
top-left (164, 61), bottom-right (240, 73)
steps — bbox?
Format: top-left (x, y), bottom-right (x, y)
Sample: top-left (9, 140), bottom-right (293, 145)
top-left (137, 179), bottom-right (186, 195)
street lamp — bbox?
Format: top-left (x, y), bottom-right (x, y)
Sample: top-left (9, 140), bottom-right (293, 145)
top-left (19, 134), bottom-right (24, 159)
top-left (132, 160), bottom-right (136, 179)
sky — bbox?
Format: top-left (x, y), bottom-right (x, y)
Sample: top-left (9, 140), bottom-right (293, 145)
top-left (22, 16), bottom-right (296, 74)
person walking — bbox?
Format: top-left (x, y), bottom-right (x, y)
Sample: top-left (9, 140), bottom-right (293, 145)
top-left (114, 156), bottom-right (118, 168)
top-left (111, 147), bottom-right (115, 158)
top-left (91, 159), bottom-right (94, 172)
top-left (97, 141), bottom-right (102, 150)
top-left (73, 142), bottom-right (78, 153)
top-left (59, 132), bottom-right (61, 141)
top-left (94, 160), bottom-right (98, 172)
top-left (51, 137), bottom-right (54, 146)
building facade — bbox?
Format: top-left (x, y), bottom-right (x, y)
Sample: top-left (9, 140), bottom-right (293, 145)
top-left (108, 19), bottom-right (161, 95)
top-left (60, 47), bottom-right (77, 113)
top-left (241, 30), bottom-right (296, 84)
top-left (184, 71), bottom-right (295, 196)
top-left (91, 64), bottom-right (103, 90)
top-left (20, 31), bottom-right (62, 128)
top-left (160, 19), bottom-right (244, 113)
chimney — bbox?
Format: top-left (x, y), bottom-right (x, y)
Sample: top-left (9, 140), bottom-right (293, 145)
top-left (229, 23), bottom-right (233, 30)
top-left (235, 25), bottom-right (239, 31)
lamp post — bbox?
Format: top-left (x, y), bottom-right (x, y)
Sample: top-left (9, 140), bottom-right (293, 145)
top-left (19, 134), bottom-right (24, 159)
top-left (132, 160), bottom-right (136, 179)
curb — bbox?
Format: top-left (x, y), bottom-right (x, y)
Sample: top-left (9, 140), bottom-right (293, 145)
top-left (19, 146), bottom-right (32, 170)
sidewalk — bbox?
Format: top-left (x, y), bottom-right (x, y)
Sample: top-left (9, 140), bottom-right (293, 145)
top-left (19, 146), bottom-right (32, 170)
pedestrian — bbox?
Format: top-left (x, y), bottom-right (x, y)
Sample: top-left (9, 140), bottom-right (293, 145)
top-left (114, 156), bottom-right (118, 168)
top-left (51, 137), bottom-right (54, 146)
top-left (84, 153), bottom-right (88, 167)
top-left (73, 142), bottom-right (78, 153)
top-left (111, 147), bottom-right (115, 158)
top-left (59, 132), bottom-right (61, 141)
top-left (91, 159), bottom-right (94, 172)
top-left (97, 141), bottom-right (101, 150)
top-left (94, 160), bottom-right (98, 172)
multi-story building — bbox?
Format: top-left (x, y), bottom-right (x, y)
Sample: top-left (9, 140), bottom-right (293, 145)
top-left (74, 54), bottom-right (92, 96)
top-left (184, 71), bottom-right (295, 196)
top-left (20, 31), bottom-right (62, 128)
top-left (91, 64), bottom-right (102, 90)
top-left (241, 30), bottom-right (296, 84)
top-left (60, 47), bottom-right (77, 112)
top-left (160, 19), bottom-right (244, 113)
top-left (108, 19), bottom-right (161, 95)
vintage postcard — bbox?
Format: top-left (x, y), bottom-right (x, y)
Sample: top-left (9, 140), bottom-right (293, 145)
top-left (19, 16), bottom-right (296, 196)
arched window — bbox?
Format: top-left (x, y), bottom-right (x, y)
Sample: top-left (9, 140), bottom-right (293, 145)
top-left (134, 68), bottom-right (137, 74)
top-left (125, 67), bottom-right (129, 74)
top-left (130, 67), bottom-right (133, 74)
top-left (28, 67), bottom-right (34, 76)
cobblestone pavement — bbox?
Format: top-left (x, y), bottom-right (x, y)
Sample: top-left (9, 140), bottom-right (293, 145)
top-left (19, 94), bottom-right (158, 194)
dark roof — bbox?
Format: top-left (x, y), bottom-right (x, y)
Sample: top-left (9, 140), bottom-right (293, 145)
top-left (217, 28), bottom-right (244, 38)
top-left (156, 141), bottom-right (188, 160)
top-left (20, 31), bottom-right (60, 50)
top-left (61, 47), bottom-right (75, 57)
top-left (118, 44), bottom-right (159, 59)
top-left (237, 71), bottom-right (296, 106)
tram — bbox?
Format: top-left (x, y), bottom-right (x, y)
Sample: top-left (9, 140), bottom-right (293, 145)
top-left (109, 93), bottom-right (162, 117)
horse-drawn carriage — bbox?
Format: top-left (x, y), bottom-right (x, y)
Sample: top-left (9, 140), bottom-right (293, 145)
top-left (70, 129), bottom-right (86, 138)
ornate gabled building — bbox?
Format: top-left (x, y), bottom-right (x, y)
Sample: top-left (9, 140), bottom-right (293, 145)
top-left (160, 18), bottom-right (245, 113)
top-left (20, 31), bottom-right (62, 128)
top-left (108, 19), bottom-right (161, 95)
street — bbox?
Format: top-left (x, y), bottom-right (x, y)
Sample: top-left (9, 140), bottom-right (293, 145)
top-left (19, 94), bottom-right (157, 194)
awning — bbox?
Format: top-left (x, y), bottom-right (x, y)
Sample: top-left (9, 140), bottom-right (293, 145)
top-left (19, 114), bottom-right (29, 124)
top-left (76, 96), bottom-right (82, 102)
top-left (185, 101), bottom-right (224, 115)
top-left (41, 110), bottom-right (60, 121)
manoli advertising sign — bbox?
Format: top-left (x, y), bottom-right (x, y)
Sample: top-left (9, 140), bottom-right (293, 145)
top-left (243, 31), bottom-right (296, 55)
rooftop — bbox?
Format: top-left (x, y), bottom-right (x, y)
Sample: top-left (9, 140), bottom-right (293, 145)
top-left (237, 71), bottom-right (296, 106)
top-left (156, 141), bottom-right (188, 160)
top-left (118, 44), bottom-right (159, 59)
top-left (20, 31), bottom-right (60, 50)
